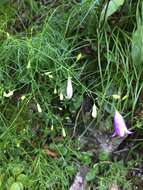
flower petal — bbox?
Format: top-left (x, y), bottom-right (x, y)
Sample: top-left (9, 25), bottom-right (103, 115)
top-left (112, 132), bottom-right (117, 137)
top-left (124, 127), bottom-right (133, 135)
top-left (115, 123), bottom-right (125, 137)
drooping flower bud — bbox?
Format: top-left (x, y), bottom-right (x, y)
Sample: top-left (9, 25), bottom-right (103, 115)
top-left (37, 103), bottom-right (42, 113)
top-left (21, 95), bottom-right (26, 101)
top-left (91, 103), bottom-right (97, 118)
top-left (59, 93), bottom-right (64, 101)
top-left (27, 60), bottom-right (31, 69)
top-left (66, 77), bottom-right (73, 99)
top-left (54, 88), bottom-right (57, 94)
top-left (51, 125), bottom-right (54, 131)
top-left (76, 53), bottom-right (82, 61)
top-left (112, 94), bottom-right (121, 100)
top-left (112, 110), bottom-right (133, 137)
top-left (122, 95), bottom-right (128, 100)
top-left (62, 128), bottom-right (66, 137)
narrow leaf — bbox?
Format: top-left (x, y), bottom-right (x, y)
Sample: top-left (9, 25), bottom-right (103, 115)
top-left (132, 24), bottom-right (143, 65)
top-left (101, 0), bottom-right (124, 21)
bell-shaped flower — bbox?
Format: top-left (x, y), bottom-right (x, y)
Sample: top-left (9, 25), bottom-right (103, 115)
top-left (66, 77), bottom-right (73, 99)
top-left (112, 110), bottom-right (133, 137)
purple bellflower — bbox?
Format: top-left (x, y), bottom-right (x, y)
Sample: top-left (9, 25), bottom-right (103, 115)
top-left (112, 110), bottom-right (133, 137)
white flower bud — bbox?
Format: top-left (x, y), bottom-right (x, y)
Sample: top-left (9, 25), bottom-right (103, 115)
top-left (66, 77), bottom-right (73, 99)
top-left (91, 104), bottom-right (97, 118)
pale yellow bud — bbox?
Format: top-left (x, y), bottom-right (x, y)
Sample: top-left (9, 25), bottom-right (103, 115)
top-left (112, 94), bottom-right (121, 100)
top-left (76, 53), bottom-right (82, 61)
top-left (59, 93), bottom-right (64, 101)
top-left (6, 32), bottom-right (10, 38)
top-left (3, 90), bottom-right (14, 98)
top-left (44, 72), bottom-right (53, 79)
top-left (27, 60), bottom-right (31, 69)
top-left (51, 125), bottom-right (54, 131)
top-left (44, 72), bottom-right (50, 76)
top-left (48, 74), bottom-right (54, 79)
top-left (54, 88), bottom-right (57, 94)
top-left (62, 128), bottom-right (66, 137)
top-left (37, 103), bottom-right (42, 113)
top-left (122, 95), bottom-right (128, 100)
top-left (21, 95), bottom-right (26, 100)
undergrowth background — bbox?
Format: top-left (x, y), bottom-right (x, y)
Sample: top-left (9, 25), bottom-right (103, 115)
top-left (0, 0), bottom-right (143, 189)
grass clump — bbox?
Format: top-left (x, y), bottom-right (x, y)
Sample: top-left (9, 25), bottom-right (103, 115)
top-left (0, 0), bottom-right (143, 189)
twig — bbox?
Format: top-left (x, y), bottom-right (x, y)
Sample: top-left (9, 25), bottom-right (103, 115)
top-left (72, 106), bottom-right (82, 138)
